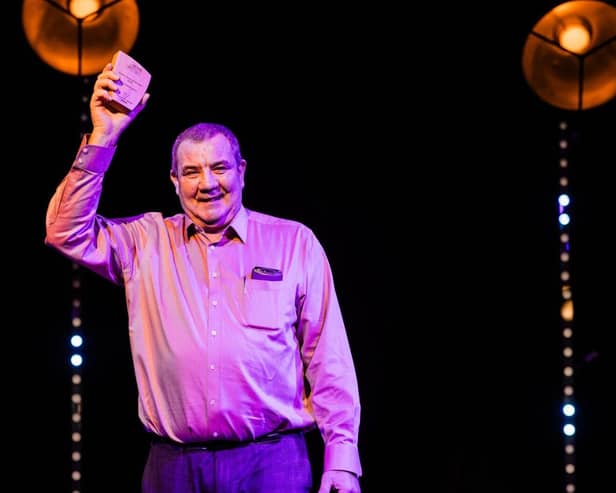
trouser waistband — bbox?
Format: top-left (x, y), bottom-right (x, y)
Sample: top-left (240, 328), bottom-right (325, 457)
top-left (149, 428), bottom-right (304, 452)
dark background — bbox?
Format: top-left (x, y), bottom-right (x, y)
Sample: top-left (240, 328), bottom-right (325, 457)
top-left (6, 1), bottom-right (614, 492)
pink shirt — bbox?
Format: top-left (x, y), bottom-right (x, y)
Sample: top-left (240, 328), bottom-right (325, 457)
top-left (45, 140), bottom-right (362, 476)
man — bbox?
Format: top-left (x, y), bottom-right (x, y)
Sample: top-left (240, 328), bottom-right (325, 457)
top-left (45, 63), bottom-right (362, 493)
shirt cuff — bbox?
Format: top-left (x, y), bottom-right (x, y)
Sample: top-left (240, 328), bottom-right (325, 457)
top-left (72, 133), bottom-right (117, 174)
top-left (323, 442), bottom-right (362, 477)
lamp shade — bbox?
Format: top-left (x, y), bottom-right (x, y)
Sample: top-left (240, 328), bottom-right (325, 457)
top-left (522, 0), bottom-right (616, 110)
top-left (22, 0), bottom-right (140, 76)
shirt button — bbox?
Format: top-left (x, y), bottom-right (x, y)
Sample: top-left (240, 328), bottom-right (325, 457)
top-left (82, 148), bottom-right (89, 154)
top-left (212, 299), bottom-right (218, 306)
top-left (212, 272), bottom-right (218, 278)
top-left (211, 330), bottom-right (217, 336)
top-left (209, 364), bottom-right (215, 371)
top-left (209, 399), bottom-right (216, 406)
top-left (213, 432), bottom-right (219, 438)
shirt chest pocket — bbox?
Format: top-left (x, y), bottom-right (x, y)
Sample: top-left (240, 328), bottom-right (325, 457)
top-left (241, 278), bottom-right (286, 330)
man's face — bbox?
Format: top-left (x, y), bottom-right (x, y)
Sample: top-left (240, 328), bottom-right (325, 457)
top-left (171, 134), bottom-right (246, 232)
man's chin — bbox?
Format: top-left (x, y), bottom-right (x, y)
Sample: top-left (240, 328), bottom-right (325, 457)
top-left (198, 216), bottom-right (227, 232)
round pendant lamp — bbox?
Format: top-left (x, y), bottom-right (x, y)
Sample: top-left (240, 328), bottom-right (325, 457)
top-left (522, 0), bottom-right (616, 111)
top-left (22, 0), bottom-right (140, 76)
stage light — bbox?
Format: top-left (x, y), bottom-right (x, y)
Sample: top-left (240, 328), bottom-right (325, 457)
top-left (522, 3), bottom-right (616, 492)
top-left (71, 334), bottom-right (84, 348)
top-left (522, 0), bottom-right (616, 110)
top-left (70, 354), bottom-right (84, 367)
top-left (22, 0), bottom-right (140, 76)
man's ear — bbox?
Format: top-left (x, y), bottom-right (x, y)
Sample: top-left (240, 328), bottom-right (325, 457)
top-left (170, 173), bottom-right (179, 195)
top-left (239, 159), bottom-right (247, 188)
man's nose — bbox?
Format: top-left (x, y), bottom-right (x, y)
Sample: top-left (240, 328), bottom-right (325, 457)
top-left (198, 169), bottom-right (217, 189)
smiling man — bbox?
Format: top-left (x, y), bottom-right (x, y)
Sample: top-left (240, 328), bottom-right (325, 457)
top-left (45, 62), bottom-right (362, 493)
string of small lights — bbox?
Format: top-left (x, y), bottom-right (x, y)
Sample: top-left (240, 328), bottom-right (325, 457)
top-left (557, 120), bottom-right (576, 493)
top-left (70, 261), bottom-right (83, 492)
top-left (68, 76), bottom-right (92, 493)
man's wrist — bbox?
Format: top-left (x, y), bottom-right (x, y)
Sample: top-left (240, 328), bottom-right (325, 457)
top-left (88, 130), bottom-right (118, 147)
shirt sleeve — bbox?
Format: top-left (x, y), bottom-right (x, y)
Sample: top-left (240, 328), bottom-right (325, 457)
top-left (44, 136), bottom-right (126, 284)
top-left (297, 230), bottom-right (362, 477)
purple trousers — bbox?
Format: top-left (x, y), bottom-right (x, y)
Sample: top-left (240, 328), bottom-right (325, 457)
top-left (141, 431), bottom-right (313, 493)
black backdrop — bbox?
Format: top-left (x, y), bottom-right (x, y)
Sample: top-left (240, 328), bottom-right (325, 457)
top-left (6, 2), bottom-right (614, 492)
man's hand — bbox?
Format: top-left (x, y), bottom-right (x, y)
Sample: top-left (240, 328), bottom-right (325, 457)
top-left (317, 469), bottom-right (361, 493)
top-left (89, 63), bottom-right (150, 147)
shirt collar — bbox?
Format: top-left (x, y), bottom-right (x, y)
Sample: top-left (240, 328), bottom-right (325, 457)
top-left (185, 206), bottom-right (248, 243)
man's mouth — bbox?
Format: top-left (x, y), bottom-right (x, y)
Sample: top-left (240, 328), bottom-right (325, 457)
top-left (197, 195), bottom-right (223, 203)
